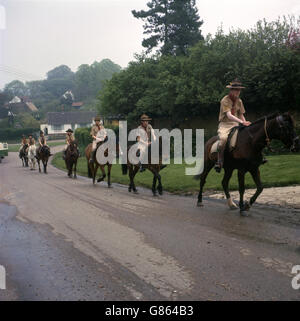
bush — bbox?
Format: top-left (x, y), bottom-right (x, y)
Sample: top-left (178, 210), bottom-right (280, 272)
top-left (0, 127), bottom-right (40, 141)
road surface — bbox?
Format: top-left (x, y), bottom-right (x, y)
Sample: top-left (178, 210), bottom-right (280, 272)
top-left (0, 149), bottom-right (299, 300)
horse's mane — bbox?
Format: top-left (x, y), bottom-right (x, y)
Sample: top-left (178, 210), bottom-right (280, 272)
top-left (249, 112), bottom-right (280, 126)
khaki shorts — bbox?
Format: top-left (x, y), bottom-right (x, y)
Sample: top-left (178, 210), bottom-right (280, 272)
top-left (217, 122), bottom-right (238, 148)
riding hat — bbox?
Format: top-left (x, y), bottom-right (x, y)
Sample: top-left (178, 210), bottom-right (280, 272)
top-left (94, 116), bottom-right (101, 122)
top-left (226, 79), bottom-right (245, 89)
top-left (140, 114), bottom-right (152, 121)
top-left (66, 129), bottom-right (73, 133)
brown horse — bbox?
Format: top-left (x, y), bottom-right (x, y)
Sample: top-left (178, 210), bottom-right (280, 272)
top-left (19, 144), bottom-right (29, 167)
top-left (36, 145), bottom-right (51, 174)
top-left (197, 112), bottom-right (300, 215)
top-left (85, 141), bottom-right (119, 187)
top-left (122, 137), bottom-right (166, 196)
top-left (65, 140), bottom-right (79, 178)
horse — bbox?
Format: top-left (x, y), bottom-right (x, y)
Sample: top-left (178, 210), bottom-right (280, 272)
top-left (122, 137), bottom-right (166, 196)
top-left (19, 144), bottom-right (28, 167)
top-left (36, 145), bottom-right (51, 174)
top-left (65, 140), bottom-right (79, 178)
top-left (27, 144), bottom-right (37, 170)
top-left (85, 139), bottom-right (119, 188)
top-left (196, 112), bottom-right (300, 215)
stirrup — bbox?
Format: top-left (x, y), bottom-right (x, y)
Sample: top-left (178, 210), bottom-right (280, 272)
top-left (214, 162), bottom-right (222, 173)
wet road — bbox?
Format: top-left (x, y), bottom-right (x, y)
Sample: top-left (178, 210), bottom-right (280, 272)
top-left (0, 149), bottom-right (299, 300)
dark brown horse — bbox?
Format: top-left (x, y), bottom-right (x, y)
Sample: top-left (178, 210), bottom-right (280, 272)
top-left (197, 112), bottom-right (300, 215)
top-left (65, 140), bottom-right (79, 178)
top-left (36, 145), bottom-right (51, 174)
top-left (85, 140), bottom-right (119, 187)
top-left (19, 144), bottom-right (28, 167)
top-left (122, 137), bottom-right (166, 196)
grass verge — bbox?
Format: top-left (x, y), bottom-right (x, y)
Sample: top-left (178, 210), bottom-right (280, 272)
top-left (52, 152), bottom-right (300, 193)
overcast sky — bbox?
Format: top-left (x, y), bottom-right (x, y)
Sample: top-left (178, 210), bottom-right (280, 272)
top-left (0, 0), bottom-right (299, 89)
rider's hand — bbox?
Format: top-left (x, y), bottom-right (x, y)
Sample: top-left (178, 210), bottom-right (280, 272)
top-left (242, 121), bottom-right (251, 126)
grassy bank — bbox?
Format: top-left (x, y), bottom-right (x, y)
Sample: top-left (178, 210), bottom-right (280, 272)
top-left (52, 152), bottom-right (300, 193)
top-left (8, 141), bottom-right (65, 152)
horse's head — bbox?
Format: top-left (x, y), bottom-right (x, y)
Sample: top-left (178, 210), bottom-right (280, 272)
top-left (275, 113), bottom-right (300, 152)
top-left (68, 141), bottom-right (79, 157)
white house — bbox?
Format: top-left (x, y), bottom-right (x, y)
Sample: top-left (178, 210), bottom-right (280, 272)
top-left (41, 111), bottom-right (97, 138)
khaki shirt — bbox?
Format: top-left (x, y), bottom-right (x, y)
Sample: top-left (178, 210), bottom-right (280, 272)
top-left (28, 138), bottom-right (35, 146)
top-left (90, 125), bottom-right (101, 139)
top-left (39, 136), bottom-right (46, 146)
top-left (21, 138), bottom-right (28, 145)
top-left (66, 134), bottom-right (75, 144)
top-left (218, 95), bottom-right (245, 122)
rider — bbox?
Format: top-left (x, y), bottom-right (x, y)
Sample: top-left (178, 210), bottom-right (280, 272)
top-left (27, 134), bottom-right (36, 154)
top-left (37, 130), bottom-right (49, 154)
top-left (19, 135), bottom-right (28, 154)
top-left (215, 79), bottom-right (251, 173)
top-left (63, 129), bottom-right (75, 160)
top-left (136, 114), bottom-right (157, 172)
top-left (89, 116), bottom-right (106, 164)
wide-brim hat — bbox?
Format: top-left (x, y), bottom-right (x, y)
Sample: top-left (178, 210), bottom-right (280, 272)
top-left (140, 114), bottom-right (152, 121)
top-left (94, 116), bottom-right (101, 121)
top-left (66, 129), bottom-right (73, 133)
top-left (226, 79), bottom-right (245, 89)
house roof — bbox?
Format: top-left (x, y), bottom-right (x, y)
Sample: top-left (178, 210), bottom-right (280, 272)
top-left (26, 102), bottom-right (38, 112)
top-left (47, 111), bottom-right (97, 125)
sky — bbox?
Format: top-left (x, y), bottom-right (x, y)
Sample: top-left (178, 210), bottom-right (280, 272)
top-left (0, 0), bottom-right (299, 89)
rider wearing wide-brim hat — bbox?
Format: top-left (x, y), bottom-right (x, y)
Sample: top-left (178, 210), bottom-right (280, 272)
top-left (19, 134), bottom-right (28, 153)
top-left (63, 129), bottom-right (76, 160)
top-left (37, 130), bottom-right (49, 152)
top-left (89, 116), bottom-right (107, 164)
top-left (215, 79), bottom-right (251, 173)
top-left (137, 114), bottom-right (157, 172)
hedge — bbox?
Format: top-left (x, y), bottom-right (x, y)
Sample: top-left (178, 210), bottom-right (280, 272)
top-left (0, 127), bottom-right (40, 141)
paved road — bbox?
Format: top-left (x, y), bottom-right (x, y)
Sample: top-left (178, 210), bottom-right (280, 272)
top-left (0, 149), bottom-right (299, 300)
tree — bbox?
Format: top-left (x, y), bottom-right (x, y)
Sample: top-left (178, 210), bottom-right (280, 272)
top-left (132, 0), bottom-right (203, 55)
top-left (47, 65), bottom-right (74, 80)
top-left (4, 80), bottom-right (28, 97)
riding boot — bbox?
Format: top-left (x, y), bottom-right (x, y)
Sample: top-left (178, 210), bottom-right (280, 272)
top-left (139, 161), bottom-right (145, 172)
top-left (214, 145), bottom-right (226, 173)
top-left (89, 150), bottom-right (96, 163)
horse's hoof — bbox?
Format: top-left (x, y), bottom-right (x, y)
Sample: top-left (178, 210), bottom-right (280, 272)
top-left (133, 190), bottom-right (139, 194)
top-left (197, 202), bottom-right (203, 207)
top-left (240, 210), bottom-right (250, 217)
top-left (153, 192), bottom-right (157, 197)
top-left (244, 201), bottom-right (251, 211)
top-left (227, 198), bottom-right (238, 210)
top-left (74, 176), bottom-right (77, 179)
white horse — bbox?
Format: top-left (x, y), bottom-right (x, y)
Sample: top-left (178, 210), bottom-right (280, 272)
top-left (28, 145), bottom-right (36, 170)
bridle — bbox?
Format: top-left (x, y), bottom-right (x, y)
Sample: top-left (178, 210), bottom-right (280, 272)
top-left (264, 115), bottom-right (299, 151)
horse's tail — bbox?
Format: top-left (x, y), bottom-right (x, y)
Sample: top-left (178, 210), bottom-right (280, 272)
top-left (87, 160), bottom-right (93, 178)
top-left (122, 164), bottom-right (128, 175)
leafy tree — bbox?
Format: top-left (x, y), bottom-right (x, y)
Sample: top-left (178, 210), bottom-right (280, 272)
top-left (132, 0), bottom-right (203, 55)
top-left (4, 80), bottom-right (28, 97)
top-left (47, 65), bottom-right (74, 80)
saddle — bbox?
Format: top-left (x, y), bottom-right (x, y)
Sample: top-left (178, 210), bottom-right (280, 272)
top-left (210, 126), bottom-right (243, 154)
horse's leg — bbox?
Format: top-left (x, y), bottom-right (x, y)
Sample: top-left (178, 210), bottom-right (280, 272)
top-left (197, 160), bottom-right (214, 207)
top-left (37, 158), bottom-right (41, 173)
top-left (129, 165), bottom-right (139, 193)
top-left (246, 167), bottom-right (263, 210)
top-left (97, 165), bottom-right (106, 183)
top-left (44, 159), bottom-right (48, 174)
top-left (128, 165), bottom-right (133, 192)
top-left (93, 164), bottom-right (99, 184)
top-left (157, 172), bottom-right (163, 195)
top-left (74, 160), bottom-right (77, 179)
top-left (222, 168), bottom-right (238, 209)
top-left (107, 164), bottom-right (112, 188)
top-left (238, 170), bottom-right (246, 212)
